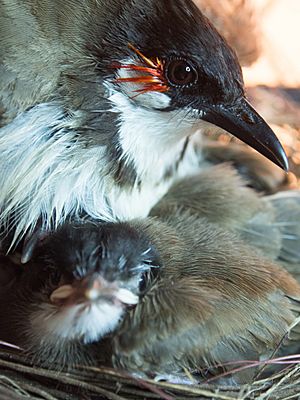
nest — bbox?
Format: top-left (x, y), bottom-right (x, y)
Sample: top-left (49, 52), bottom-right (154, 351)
top-left (0, 346), bottom-right (300, 400)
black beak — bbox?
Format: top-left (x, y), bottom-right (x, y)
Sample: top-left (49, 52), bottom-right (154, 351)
top-left (202, 98), bottom-right (289, 171)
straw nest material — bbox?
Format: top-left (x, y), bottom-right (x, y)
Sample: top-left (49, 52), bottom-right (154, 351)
top-left (0, 346), bottom-right (300, 400)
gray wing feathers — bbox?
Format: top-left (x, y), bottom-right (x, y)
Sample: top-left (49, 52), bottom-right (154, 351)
top-left (241, 191), bottom-right (300, 265)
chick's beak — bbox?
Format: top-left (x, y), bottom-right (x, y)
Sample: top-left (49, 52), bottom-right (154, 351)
top-left (50, 274), bottom-right (139, 306)
top-left (201, 98), bottom-right (289, 171)
top-left (83, 276), bottom-right (107, 301)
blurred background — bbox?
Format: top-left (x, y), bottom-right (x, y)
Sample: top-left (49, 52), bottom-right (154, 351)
top-left (194, 0), bottom-right (300, 186)
top-left (243, 0), bottom-right (300, 88)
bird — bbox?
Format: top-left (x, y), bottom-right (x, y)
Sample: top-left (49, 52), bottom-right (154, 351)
top-left (0, 220), bottom-right (162, 367)
top-left (1, 200), bottom-right (300, 384)
top-left (112, 214), bottom-right (300, 384)
top-left (151, 164), bottom-right (300, 271)
top-left (111, 168), bottom-right (300, 383)
top-left (0, 0), bottom-right (288, 250)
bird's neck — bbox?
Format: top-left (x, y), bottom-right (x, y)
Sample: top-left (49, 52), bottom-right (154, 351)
top-left (108, 89), bottom-right (202, 183)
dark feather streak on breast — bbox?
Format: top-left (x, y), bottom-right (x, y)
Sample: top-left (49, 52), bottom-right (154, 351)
top-left (163, 136), bottom-right (190, 180)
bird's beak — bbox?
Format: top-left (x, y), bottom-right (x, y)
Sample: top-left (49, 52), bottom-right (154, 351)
top-left (201, 98), bottom-right (289, 171)
top-left (83, 277), bottom-right (139, 305)
top-left (50, 275), bottom-right (139, 306)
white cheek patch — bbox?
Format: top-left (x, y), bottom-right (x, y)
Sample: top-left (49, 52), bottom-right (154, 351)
top-left (134, 90), bottom-right (171, 110)
top-left (30, 302), bottom-right (124, 344)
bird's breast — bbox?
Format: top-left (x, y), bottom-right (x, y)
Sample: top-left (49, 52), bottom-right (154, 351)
top-left (0, 97), bottom-right (203, 247)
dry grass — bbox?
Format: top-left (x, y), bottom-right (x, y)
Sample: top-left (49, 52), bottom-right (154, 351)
top-left (0, 347), bottom-right (299, 400)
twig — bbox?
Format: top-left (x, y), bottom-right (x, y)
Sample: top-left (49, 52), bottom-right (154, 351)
top-left (257, 364), bottom-right (300, 400)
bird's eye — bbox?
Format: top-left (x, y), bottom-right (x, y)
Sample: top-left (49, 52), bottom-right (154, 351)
top-left (138, 266), bottom-right (159, 294)
top-left (165, 59), bottom-right (198, 87)
top-left (139, 274), bottom-right (148, 293)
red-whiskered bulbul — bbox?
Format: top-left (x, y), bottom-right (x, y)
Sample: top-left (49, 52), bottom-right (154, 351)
top-left (0, 0), bottom-right (288, 249)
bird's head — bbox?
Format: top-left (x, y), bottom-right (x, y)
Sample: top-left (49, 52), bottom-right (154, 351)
top-left (20, 222), bottom-right (160, 345)
top-left (85, 0), bottom-right (287, 171)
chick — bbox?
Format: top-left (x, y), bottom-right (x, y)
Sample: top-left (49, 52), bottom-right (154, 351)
top-left (0, 213), bottom-right (299, 384)
top-left (151, 164), bottom-right (300, 269)
top-left (112, 211), bottom-right (300, 384)
top-left (0, 221), bottom-right (161, 367)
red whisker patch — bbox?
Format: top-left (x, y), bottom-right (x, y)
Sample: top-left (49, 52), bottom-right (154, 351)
top-left (112, 43), bottom-right (168, 94)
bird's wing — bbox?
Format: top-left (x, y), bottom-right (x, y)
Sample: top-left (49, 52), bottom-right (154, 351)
top-left (239, 191), bottom-right (300, 268)
top-left (0, 0), bottom-right (65, 118)
top-left (150, 164), bottom-right (261, 227)
top-left (0, 0), bottom-right (110, 121)
top-left (113, 267), bottom-right (300, 384)
top-left (267, 191), bottom-right (300, 263)
top-left (151, 164), bottom-right (300, 267)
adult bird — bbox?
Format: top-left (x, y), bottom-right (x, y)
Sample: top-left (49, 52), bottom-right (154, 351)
top-left (0, 0), bottom-right (288, 249)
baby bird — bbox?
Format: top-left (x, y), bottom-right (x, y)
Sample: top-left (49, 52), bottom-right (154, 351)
top-left (151, 164), bottom-right (300, 269)
top-left (1, 210), bottom-right (300, 384)
top-left (112, 212), bottom-right (300, 384)
top-left (0, 221), bottom-right (161, 367)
